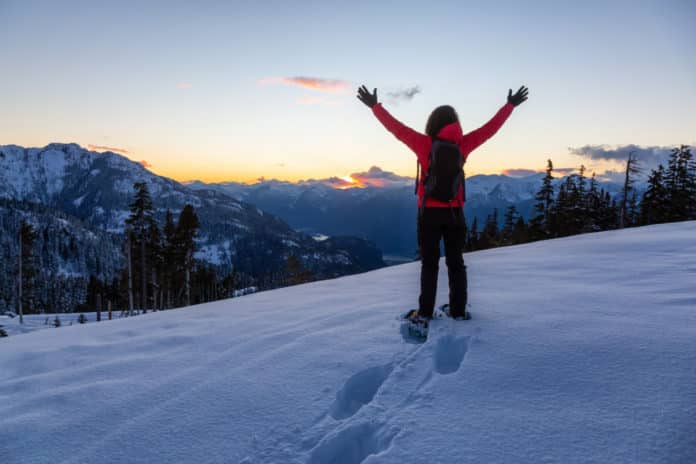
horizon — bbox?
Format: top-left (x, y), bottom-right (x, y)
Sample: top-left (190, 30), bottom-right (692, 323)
top-left (1, 1), bottom-right (694, 183)
top-left (4, 141), bottom-right (653, 188)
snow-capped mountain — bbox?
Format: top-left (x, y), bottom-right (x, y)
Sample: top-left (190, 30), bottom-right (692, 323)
top-left (187, 173), bottom-right (625, 256)
top-left (2, 221), bottom-right (694, 463)
top-left (0, 144), bottom-right (384, 311)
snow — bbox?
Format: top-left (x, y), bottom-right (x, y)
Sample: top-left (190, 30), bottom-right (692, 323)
top-left (0, 311), bottom-right (123, 336)
top-left (1, 221), bottom-right (695, 463)
top-left (72, 194), bottom-right (86, 207)
top-left (195, 244), bottom-right (224, 265)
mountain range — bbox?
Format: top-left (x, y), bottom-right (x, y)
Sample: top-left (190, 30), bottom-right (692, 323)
top-left (0, 144), bottom-right (384, 311)
top-left (186, 169), bottom-right (627, 257)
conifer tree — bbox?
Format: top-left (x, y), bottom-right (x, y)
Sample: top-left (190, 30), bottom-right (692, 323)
top-left (530, 159), bottom-right (555, 238)
top-left (584, 173), bottom-right (601, 232)
top-left (162, 210), bottom-right (177, 309)
top-left (619, 152), bottom-right (641, 228)
top-left (664, 145), bottom-right (696, 221)
top-left (126, 182), bottom-right (156, 312)
top-left (641, 165), bottom-right (668, 225)
top-left (18, 221), bottom-right (38, 320)
top-left (512, 216), bottom-right (528, 244)
top-left (502, 205), bottom-right (518, 245)
top-left (176, 204), bottom-right (200, 307)
top-left (626, 190), bottom-right (639, 227)
top-left (468, 217), bottom-right (479, 251)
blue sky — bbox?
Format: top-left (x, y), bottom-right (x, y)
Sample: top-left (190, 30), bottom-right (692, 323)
top-left (1, 0), bottom-right (694, 183)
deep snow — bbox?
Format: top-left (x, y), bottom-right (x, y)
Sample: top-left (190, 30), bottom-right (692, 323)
top-left (1, 222), bottom-right (695, 463)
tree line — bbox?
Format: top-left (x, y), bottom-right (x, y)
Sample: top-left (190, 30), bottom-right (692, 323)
top-left (10, 180), bottom-right (316, 321)
top-left (463, 145), bottom-right (695, 251)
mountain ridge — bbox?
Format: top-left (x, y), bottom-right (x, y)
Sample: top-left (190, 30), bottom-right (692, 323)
top-left (0, 143), bottom-right (385, 312)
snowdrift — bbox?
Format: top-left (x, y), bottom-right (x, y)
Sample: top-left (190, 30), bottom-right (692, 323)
top-left (2, 222), bottom-right (695, 463)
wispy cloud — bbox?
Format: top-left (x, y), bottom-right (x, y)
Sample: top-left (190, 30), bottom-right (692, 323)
top-left (568, 144), bottom-right (676, 165)
top-left (139, 160), bottom-right (153, 169)
top-left (88, 144), bottom-right (130, 155)
top-left (176, 82), bottom-right (193, 89)
top-left (386, 86), bottom-right (421, 103)
top-left (259, 76), bottom-right (351, 94)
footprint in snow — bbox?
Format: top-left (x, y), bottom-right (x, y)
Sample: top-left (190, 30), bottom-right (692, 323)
top-left (433, 334), bottom-right (470, 375)
top-left (329, 364), bottom-right (393, 420)
top-left (308, 421), bottom-right (397, 464)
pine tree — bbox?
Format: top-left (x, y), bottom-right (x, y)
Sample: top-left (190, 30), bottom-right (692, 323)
top-left (584, 172), bottom-right (601, 232)
top-left (479, 209), bottom-right (499, 249)
top-left (502, 205), bottom-right (518, 245)
top-left (619, 152), bottom-right (641, 228)
top-left (18, 221), bottom-right (38, 320)
top-left (468, 217), bottom-right (479, 251)
top-left (125, 182), bottom-right (156, 312)
top-left (147, 221), bottom-right (163, 311)
top-left (176, 204), bottom-right (200, 307)
top-left (530, 159), bottom-right (555, 239)
top-left (626, 190), bottom-right (639, 227)
top-left (640, 165), bottom-right (667, 224)
top-left (512, 216), bottom-right (528, 244)
top-left (664, 145), bottom-right (696, 221)
top-left (162, 210), bottom-right (177, 309)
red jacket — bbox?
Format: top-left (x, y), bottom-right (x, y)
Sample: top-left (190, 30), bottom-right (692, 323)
top-left (372, 102), bottom-right (514, 208)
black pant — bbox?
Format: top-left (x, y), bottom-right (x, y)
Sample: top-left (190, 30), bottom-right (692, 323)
top-left (417, 207), bottom-right (468, 318)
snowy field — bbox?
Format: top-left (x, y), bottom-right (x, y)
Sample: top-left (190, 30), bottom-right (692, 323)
top-left (1, 221), bottom-right (695, 463)
top-left (1, 311), bottom-right (130, 337)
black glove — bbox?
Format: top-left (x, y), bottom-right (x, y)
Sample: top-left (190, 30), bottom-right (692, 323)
top-left (357, 85), bottom-right (378, 108)
top-left (507, 86), bottom-right (529, 107)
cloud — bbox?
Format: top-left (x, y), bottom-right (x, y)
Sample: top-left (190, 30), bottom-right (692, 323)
top-left (88, 144), bottom-right (130, 155)
top-left (386, 86), bottom-right (421, 102)
top-left (595, 170), bottom-right (626, 183)
top-left (348, 166), bottom-right (413, 188)
top-left (176, 82), bottom-right (192, 89)
top-left (568, 144), bottom-right (675, 165)
top-left (501, 168), bottom-right (541, 177)
top-left (138, 160), bottom-right (152, 169)
top-left (320, 176), bottom-right (354, 188)
top-left (259, 76), bottom-right (351, 94)
top-left (554, 167), bottom-right (577, 175)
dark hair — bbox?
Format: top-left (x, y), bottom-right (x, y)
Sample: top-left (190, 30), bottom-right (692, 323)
top-left (425, 105), bottom-right (459, 138)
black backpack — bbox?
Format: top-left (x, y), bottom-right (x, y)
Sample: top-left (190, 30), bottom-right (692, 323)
top-left (415, 138), bottom-right (465, 206)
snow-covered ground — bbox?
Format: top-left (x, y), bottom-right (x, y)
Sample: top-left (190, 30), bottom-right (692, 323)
top-left (0, 311), bottom-right (128, 337)
top-left (1, 222), bottom-right (695, 463)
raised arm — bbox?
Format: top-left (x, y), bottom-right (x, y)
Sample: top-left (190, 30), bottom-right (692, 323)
top-left (357, 85), bottom-right (429, 156)
top-left (461, 85), bottom-right (529, 153)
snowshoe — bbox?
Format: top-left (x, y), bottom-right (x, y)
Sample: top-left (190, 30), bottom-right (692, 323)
top-left (400, 309), bottom-right (430, 342)
top-left (439, 304), bottom-right (471, 321)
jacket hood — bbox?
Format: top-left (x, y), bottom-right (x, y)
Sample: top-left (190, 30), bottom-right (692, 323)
top-left (436, 121), bottom-right (463, 142)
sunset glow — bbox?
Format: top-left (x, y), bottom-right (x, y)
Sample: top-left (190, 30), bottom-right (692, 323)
top-left (1, 1), bottom-right (693, 184)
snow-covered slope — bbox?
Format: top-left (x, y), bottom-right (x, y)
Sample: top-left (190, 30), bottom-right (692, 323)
top-left (1, 222), bottom-right (695, 463)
